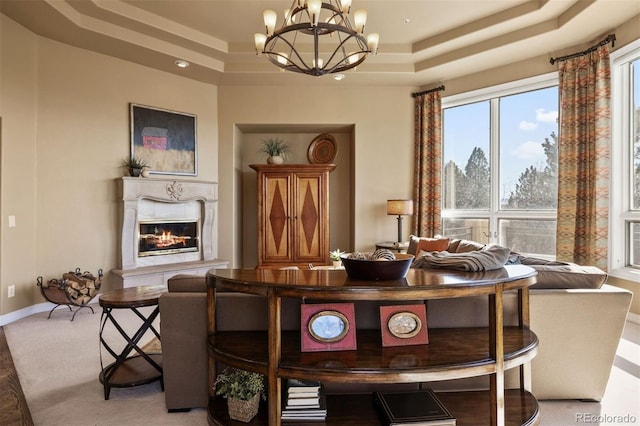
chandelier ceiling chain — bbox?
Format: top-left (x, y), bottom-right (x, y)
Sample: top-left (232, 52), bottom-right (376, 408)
top-left (255, 0), bottom-right (379, 77)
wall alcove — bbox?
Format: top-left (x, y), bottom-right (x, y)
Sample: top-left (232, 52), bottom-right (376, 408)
top-left (237, 124), bottom-right (354, 268)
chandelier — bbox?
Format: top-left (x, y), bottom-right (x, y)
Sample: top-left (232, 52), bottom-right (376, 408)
top-left (254, 0), bottom-right (379, 77)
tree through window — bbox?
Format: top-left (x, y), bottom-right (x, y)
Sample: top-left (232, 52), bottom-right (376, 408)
top-left (442, 82), bottom-right (559, 258)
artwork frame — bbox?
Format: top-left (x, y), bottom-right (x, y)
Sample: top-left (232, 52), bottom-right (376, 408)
top-left (130, 103), bottom-right (197, 176)
top-left (379, 304), bottom-right (429, 347)
top-left (301, 303), bottom-right (357, 352)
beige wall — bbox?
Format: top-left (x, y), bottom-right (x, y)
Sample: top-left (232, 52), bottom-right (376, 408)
top-left (217, 86), bottom-right (416, 268)
top-left (0, 16), bottom-right (38, 315)
top-left (0, 15), bottom-right (219, 317)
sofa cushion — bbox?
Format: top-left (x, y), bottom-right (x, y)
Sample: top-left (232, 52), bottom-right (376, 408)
top-left (407, 235), bottom-right (450, 256)
top-left (508, 253), bottom-right (607, 289)
top-left (447, 238), bottom-right (486, 253)
top-left (529, 264), bottom-right (607, 289)
top-left (167, 274), bottom-right (206, 293)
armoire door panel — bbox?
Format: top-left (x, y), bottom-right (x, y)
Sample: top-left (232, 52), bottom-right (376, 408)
top-left (296, 176), bottom-right (321, 259)
top-left (264, 175), bottom-right (291, 261)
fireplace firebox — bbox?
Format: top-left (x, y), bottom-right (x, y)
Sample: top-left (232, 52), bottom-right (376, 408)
top-left (138, 220), bottom-right (199, 257)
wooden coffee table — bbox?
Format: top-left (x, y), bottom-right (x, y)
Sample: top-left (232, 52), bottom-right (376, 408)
top-left (98, 285), bottom-right (166, 400)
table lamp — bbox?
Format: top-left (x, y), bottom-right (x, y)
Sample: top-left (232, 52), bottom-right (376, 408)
top-left (387, 199), bottom-right (413, 244)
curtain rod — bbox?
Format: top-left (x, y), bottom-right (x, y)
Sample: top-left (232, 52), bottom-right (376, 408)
top-left (549, 34), bottom-right (615, 65)
top-left (411, 85), bottom-right (445, 98)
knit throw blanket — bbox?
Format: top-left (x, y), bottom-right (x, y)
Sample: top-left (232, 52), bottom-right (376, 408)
top-left (412, 245), bottom-right (511, 272)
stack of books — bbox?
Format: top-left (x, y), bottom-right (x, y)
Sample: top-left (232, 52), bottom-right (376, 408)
top-left (373, 388), bottom-right (456, 426)
top-left (281, 379), bottom-right (327, 422)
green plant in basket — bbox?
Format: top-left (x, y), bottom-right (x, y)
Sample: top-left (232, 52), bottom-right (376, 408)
top-left (214, 368), bottom-right (266, 401)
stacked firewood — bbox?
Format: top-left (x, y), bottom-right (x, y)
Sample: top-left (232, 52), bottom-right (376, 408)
top-left (43, 268), bottom-right (103, 306)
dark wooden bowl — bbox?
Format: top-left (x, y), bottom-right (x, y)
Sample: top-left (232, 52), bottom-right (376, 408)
top-left (340, 253), bottom-right (414, 281)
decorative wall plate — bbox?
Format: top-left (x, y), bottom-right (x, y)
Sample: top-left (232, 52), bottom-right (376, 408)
top-left (380, 304), bottom-right (429, 347)
top-left (307, 133), bottom-right (337, 164)
top-left (301, 303), bottom-right (357, 352)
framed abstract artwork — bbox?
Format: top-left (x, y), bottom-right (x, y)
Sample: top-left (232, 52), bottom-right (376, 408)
top-left (379, 304), bottom-right (428, 347)
top-left (301, 303), bottom-right (357, 352)
top-left (130, 103), bottom-right (197, 176)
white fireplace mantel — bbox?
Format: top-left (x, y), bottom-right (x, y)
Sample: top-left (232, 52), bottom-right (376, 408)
top-left (112, 177), bottom-right (228, 287)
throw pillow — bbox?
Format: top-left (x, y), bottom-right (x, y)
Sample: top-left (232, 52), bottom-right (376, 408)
top-left (407, 235), bottom-right (450, 255)
top-left (448, 238), bottom-right (486, 253)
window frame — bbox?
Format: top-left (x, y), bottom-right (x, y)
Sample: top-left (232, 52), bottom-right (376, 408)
top-left (610, 38), bottom-right (640, 281)
top-left (441, 73), bottom-right (559, 255)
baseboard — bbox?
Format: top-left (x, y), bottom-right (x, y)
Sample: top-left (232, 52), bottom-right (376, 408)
top-left (628, 312), bottom-right (640, 325)
top-left (0, 302), bottom-right (55, 326)
top-left (0, 296), bottom-right (99, 326)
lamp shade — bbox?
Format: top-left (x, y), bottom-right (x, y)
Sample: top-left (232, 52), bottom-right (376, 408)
top-left (387, 199), bottom-right (413, 216)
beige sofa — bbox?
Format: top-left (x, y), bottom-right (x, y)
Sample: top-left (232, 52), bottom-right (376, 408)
top-left (159, 262), bottom-right (632, 411)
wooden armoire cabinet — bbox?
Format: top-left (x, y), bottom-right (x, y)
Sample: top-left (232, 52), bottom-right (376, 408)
top-left (250, 164), bottom-right (335, 269)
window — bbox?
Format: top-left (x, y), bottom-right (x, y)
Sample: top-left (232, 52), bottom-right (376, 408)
top-left (442, 75), bottom-right (558, 258)
top-left (610, 39), bottom-right (640, 280)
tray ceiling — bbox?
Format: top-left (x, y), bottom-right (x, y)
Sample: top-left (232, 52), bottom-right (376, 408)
top-left (1, 0), bottom-right (638, 87)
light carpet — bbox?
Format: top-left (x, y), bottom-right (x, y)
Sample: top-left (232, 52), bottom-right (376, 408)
top-left (4, 303), bottom-right (639, 425)
top-left (4, 304), bottom-right (206, 426)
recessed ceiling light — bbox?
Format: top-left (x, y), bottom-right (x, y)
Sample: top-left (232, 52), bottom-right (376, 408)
top-left (174, 60), bottom-right (190, 68)
top-left (404, 18), bottom-right (411, 24)
top-left (333, 73), bottom-right (345, 81)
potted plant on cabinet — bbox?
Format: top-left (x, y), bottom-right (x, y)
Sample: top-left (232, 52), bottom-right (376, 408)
top-left (214, 367), bottom-right (265, 423)
top-left (260, 138), bottom-right (290, 164)
top-left (121, 157), bottom-right (150, 177)
top-left (329, 249), bottom-right (345, 268)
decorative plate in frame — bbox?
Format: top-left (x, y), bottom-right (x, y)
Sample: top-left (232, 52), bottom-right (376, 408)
top-left (301, 303), bottom-right (357, 352)
top-left (379, 304), bottom-right (429, 347)
top-left (307, 133), bottom-right (338, 164)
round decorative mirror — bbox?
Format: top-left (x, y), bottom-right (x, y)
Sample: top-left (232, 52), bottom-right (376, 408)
top-left (308, 310), bottom-right (349, 343)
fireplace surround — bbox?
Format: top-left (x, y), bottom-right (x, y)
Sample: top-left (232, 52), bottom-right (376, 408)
top-left (111, 177), bottom-right (228, 288)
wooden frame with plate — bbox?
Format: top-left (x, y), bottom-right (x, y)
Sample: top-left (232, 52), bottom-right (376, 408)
top-left (379, 304), bottom-right (428, 347)
top-left (301, 303), bottom-right (357, 352)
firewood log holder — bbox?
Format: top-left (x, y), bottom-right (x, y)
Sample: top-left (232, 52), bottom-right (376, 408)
top-left (36, 267), bottom-right (103, 321)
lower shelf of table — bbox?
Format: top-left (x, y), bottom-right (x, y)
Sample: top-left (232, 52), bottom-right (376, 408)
top-left (207, 389), bottom-right (539, 426)
top-left (209, 327), bottom-right (538, 381)
top-left (99, 353), bottom-right (163, 387)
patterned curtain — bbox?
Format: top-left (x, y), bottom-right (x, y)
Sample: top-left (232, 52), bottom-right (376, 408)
top-left (556, 45), bottom-right (610, 269)
top-left (413, 90), bottom-right (442, 237)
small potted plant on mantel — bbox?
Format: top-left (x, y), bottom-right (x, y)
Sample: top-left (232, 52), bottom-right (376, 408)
top-left (260, 138), bottom-right (290, 164)
top-left (214, 367), bottom-right (265, 423)
top-left (121, 156), bottom-right (150, 177)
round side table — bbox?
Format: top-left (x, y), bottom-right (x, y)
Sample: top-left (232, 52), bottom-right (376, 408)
top-left (98, 285), bottom-right (166, 400)
top-left (375, 241), bottom-right (409, 253)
